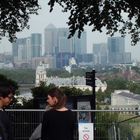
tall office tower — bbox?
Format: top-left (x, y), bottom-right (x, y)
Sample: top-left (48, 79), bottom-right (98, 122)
top-left (74, 31), bottom-right (87, 55)
top-left (107, 37), bottom-right (125, 65)
top-left (12, 38), bottom-right (27, 61)
top-left (44, 24), bottom-right (87, 68)
top-left (26, 37), bottom-right (32, 61)
top-left (124, 52), bottom-right (131, 63)
top-left (44, 24), bottom-right (57, 55)
top-left (58, 37), bottom-right (73, 53)
top-left (31, 33), bottom-right (42, 57)
top-left (93, 43), bottom-right (107, 66)
top-left (56, 28), bottom-right (73, 68)
top-left (57, 28), bottom-right (74, 53)
top-left (57, 28), bottom-right (87, 64)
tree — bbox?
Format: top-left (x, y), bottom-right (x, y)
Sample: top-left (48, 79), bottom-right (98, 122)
top-left (0, 74), bottom-right (18, 90)
top-left (0, 0), bottom-right (40, 42)
top-left (1, 1), bottom-right (140, 45)
top-left (48, 0), bottom-right (140, 45)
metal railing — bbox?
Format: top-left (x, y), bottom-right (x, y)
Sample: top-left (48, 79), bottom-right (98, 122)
top-left (6, 109), bottom-right (140, 140)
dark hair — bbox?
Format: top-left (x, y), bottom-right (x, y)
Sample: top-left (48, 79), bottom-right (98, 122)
top-left (0, 86), bottom-right (15, 98)
top-left (47, 87), bottom-right (67, 109)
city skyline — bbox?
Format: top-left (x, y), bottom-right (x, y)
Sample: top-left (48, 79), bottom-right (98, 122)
top-left (0, 1), bottom-right (140, 60)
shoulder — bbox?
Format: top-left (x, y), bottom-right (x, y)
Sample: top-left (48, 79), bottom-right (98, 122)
top-left (43, 109), bottom-right (54, 117)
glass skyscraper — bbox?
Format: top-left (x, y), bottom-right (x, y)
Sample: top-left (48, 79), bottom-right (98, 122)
top-left (108, 37), bottom-right (125, 64)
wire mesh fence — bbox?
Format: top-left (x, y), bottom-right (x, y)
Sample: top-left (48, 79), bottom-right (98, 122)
top-left (6, 109), bottom-right (140, 140)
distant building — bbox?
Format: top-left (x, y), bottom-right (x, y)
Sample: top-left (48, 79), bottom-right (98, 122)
top-left (93, 43), bottom-right (108, 66)
top-left (44, 24), bottom-right (57, 55)
top-left (31, 33), bottom-right (42, 57)
top-left (35, 61), bottom-right (47, 87)
top-left (111, 90), bottom-right (140, 111)
top-left (12, 33), bottom-right (42, 68)
top-left (107, 37), bottom-right (131, 65)
top-left (44, 24), bottom-right (87, 68)
top-left (46, 76), bottom-right (107, 92)
top-left (0, 62), bottom-right (14, 69)
top-left (31, 56), bottom-right (55, 69)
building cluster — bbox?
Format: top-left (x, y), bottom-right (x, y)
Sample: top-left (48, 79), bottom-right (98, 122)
top-left (12, 24), bottom-right (87, 69)
top-left (93, 37), bottom-right (131, 66)
top-left (0, 24), bottom-right (132, 69)
top-left (35, 62), bottom-right (107, 92)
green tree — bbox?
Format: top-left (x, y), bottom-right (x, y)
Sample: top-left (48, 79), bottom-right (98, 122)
top-left (127, 81), bottom-right (140, 94)
top-left (48, 0), bottom-right (140, 45)
top-left (0, 74), bottom-right (18, 90)
top-left (1, 1), bottom-right (140, 45)
top-left (106, 78), bottom-right (128, 92)
top-left (0, 69), bottom-right (35, 83)
top-left (96, 106), bottom-right (119, 139)
top-left (0, 0), bottom-right (40, 42)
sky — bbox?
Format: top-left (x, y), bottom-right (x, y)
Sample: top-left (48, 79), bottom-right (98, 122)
top-left (1, 1), bottom-right (140, 61)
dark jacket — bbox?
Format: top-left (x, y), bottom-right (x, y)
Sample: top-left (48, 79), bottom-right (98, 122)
top-left (0, 110), bottom-right (13, 140)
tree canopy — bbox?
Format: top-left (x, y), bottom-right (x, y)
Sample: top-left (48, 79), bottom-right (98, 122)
top-left (48, 0), bottom-right (140, 45)
top-left (1, 0), bottom-right (140, 44)
top-left (0, 0), bottom-right (40, 42)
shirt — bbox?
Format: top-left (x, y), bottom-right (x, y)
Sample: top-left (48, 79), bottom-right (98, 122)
top-left (41, 109), bottom-right (75, 140)
top-left (0, 110), bottom-right (13, 140)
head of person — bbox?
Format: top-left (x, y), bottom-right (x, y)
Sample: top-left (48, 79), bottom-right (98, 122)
top-left (46, 87), bottom-right (66, 109)
top-left (0, 86), bottom-right (15, 108)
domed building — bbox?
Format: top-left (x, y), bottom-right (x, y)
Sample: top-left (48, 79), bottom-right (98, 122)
top-left (35, 61), bottom-right (47, 87)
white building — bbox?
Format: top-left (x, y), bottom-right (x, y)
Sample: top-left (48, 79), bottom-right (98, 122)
top-left (111, 90), bottom-right (140, 110)
top-left (46, 76), bottom-right (107, 92)
top-left (35, 61), bottom-right (47, 87)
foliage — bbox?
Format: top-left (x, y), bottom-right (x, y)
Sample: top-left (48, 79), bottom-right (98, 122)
top-left (31, 82), bottom-right (55, 99)
top-left (48, 0), bottom-right (140, 45)
top-left (0, 0), bottom-right (40, 42)
top-left (0, 68), bottom-right (88, 83)
top-left (135, 134), bottom-right (140, 140)
top-left (0, 74), bottom-right (18, 90)
top-left (47, 69), bottom-right (71, 77)
top-left (106, 78), bottom-right (128, 92)
top-left (119, 123), bottom-right (133, 139)
top-left (96, 106), bottom-right (119, 139)
top-left (126, 81), bottom-right (140, 94)
top-left (1, 0), bottom-right (140, 45)
top-left (96, 89), bottom-right (108, 104)
top-left (0, 69), bottom-right (35, 83)
top-left (60, 86), bottom-right (87, 96)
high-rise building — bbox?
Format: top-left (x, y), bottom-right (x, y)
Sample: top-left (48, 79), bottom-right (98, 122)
top-left (93, 43), bottom-right (107, 66)
top-left (44, 24), bottom-right (57, 55)
top-left (31, 33), bottom-right (42, 57)
top-left (74, 31), bottom-right (87, 55)
top-left (12, 33), bottom-right (42, 68)
top-left (57, 28), bottom-right (73, 54)
top-left (124, 52), bottom-right (131, 63)
top-left (107, 37), bottom-right (125, 64)
top-left (12, 38), bottom-right (28, 61)
top-left (44, 25), bottom-right (87, 68)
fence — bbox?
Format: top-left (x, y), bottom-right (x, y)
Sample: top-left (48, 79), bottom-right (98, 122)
top-left (6, 109), bottom-right (140, 140)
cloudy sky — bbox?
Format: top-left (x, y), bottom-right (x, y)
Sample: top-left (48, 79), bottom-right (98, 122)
top-left (1, 1), bottom-right (140, 61)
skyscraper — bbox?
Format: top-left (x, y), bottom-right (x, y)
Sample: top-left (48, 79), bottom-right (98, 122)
top-left (108, 37), bottom-right (125, 64)
top-left (74, 31), bottom-right (87, 55)
top-left (12, 38), bottom-right (28, 61)
top-left (93, 43), bottom-right (107, 66)
top-left (31, 33), bottom-right (42, 57)
top-left (44, 24), bottom-right (57, 55)
top-left (44, 24), bottom-right (87, 68)
top-left (44, 25), bottom-right (87, 56)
